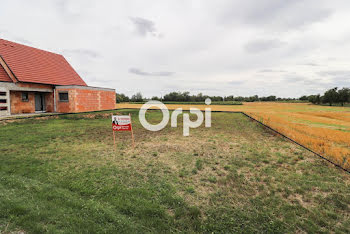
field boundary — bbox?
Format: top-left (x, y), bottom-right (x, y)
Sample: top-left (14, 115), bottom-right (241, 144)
top-left (118, 107), bottom-right (350, 174)
top-left (1, 107), bottom-right (348, 174)
top-left (241, 112), bottom-right (350, 174)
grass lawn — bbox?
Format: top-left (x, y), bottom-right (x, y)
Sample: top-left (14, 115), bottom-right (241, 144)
top-left (0, 109), bottom-right (349, 233)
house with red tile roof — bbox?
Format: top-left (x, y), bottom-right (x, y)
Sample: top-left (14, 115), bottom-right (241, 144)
top-left (0, 39), bottom-right (116, 116)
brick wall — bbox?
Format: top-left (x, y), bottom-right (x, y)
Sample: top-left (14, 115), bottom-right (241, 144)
top-left (56, 87), bottom-right (115, 113)
top-left (10, 91), bottom-right (54, 114)
top-left (10, 91), bottom-right (35, 114)
top-left (56, 89), bottom-right (76, 113)
top-left (45, 92), bottom-right (54, 112)
top-left (100, 90), bottom-right (116, 110)
top-left (7, 84), bottom-right (115, 114)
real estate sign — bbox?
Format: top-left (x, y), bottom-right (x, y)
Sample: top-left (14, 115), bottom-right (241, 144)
top-left (112, 115), bottom-right (132, 131)
top-left (111, 114), bottom-right (135, 148)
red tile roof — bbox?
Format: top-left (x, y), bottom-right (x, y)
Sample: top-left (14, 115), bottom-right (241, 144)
top-left (0, 63), bottom-right (12, 82)
top-left (0, 39), bottom-right (87, 86)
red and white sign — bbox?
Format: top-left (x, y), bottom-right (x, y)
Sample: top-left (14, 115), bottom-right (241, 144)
top-left (111, 114), bottom-right (135, 149)
top-left (112, 115), bottom-right (132, 131)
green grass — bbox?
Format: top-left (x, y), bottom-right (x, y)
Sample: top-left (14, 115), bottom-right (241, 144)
top-left (0, 109), bottom-right (349, 233)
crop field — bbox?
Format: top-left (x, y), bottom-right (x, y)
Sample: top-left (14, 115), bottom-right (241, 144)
top-left (128, 101), bottom-right (243, 105)
top-left (1, 109), bottom-right (349, 233)
top-left (117, 102), bottom-right (350, 171)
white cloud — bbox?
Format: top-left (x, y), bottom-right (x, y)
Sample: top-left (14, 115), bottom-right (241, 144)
top-left (0, 0), bottom-right (349, 97)
top-left (128, 68), bottom-right (174, 76)
top-left (245, 39), bottom-right (286, 53)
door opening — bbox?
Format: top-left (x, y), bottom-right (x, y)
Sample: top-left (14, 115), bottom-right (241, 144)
top-left (35, 93), bottom-right (45, 112)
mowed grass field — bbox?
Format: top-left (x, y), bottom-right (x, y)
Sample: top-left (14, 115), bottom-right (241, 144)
top-left (1, 109), bottom-right (350, 233)
top-left (117, 102), bottom-right (350, 170)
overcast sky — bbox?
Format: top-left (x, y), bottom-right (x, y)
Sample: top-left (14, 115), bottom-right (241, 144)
top-left (1, 0), bottom-right (350, 98)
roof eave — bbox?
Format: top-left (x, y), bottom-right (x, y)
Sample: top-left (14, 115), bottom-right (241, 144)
top-left (0, 55), bottom-right (18, 83)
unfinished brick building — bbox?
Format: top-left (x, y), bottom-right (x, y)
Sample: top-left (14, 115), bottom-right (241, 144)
top-left (0, 39), bottom-right (115, 116)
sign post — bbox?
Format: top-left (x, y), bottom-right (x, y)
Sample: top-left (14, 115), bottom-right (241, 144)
top-left (129, 113), bottom-right (135, 147)
top-left (113, 130), bottom-right (116, 151)
top-left (112, 114), bottom-right (135, 149)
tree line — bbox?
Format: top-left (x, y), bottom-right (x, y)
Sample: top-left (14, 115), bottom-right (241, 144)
top-left (117, 92), bottom-right (297, 103)
top-left (116, 87), bottom-right (350, 105)
top-left (299, 87), bottom-right (350, 106)
top-left (116, 92), bottom-right (224, 103)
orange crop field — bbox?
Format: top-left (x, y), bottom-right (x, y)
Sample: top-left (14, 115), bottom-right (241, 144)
top-left (116, 102), bottom-right (350, 170)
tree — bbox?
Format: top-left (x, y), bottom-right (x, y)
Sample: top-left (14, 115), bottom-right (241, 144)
top-left (225, 95), bottom-right (234, 101)
top-left (323, 87), bottom-right (339, 106)
top-left (195, 93), bottom-right (204, 102)
top-left (234, 96), bottom-right (245, 102)
top-left (116, 93), bottom-right (130, 103)
top-left (151, 96), bottom-right (160, 100)
top-left (182, 91), bottom-right (191, 102)
top-left (211, 96), bottom-right (223, 102)
top-left (338, 88), bottom-right (350, 106)
top-left (130, 92), bottom-right (143, 102)
top-left (260, 95), bottom-right (276, 101)
top-left (299, 95), bottom-right (308, 101)
top-left (250, 95), bottom-right (259, 102)
top-left (308, 95), bottom-right (315, 104)
top-left (308, 94), bottom-right (321, 104)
